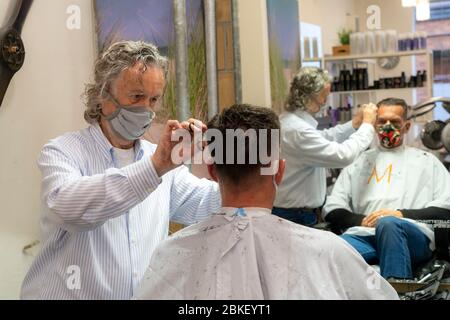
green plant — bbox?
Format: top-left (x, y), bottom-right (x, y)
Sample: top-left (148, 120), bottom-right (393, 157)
top-left (338, 29), bottom-right (352, 46)
top-left (159, 11), bottom-right (208, 123)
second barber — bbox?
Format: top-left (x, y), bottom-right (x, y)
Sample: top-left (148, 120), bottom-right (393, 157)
top-left (273, 67), bottom-right (378, 226)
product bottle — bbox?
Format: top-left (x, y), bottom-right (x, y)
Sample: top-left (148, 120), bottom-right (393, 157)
top-left (331, 77), bottom-right (337, 92)
top-left (401, 72), bottom-right (406, 88)
top-left (363, 68), bottom-right (369, 90)
top-left (417, 71), bottom-right (423, 87)
top-left (338, 70), bottom-right (345, 92)
top-left (358, 70), bottom-right (364, 90)
top-left (347, 104), bottom-right (352, 122)
top-left (413, 32), bottom-right (420, 51)
top-left (420, 32), bottom-right (428, 49)
top-left (351, 70), bottom-right (358, 91)
top-left (374, 80), bottom-right (380, 89)
top-left (345, 70), bottom-right (352, 91)
top-left (407, 33), bottom-right (414, 51)
top-left (422, 70), bottom-right (427, 86)
top-left (410, 76), bottom-right (417, 88)
top-left (398, 34), bottom-right (405, 51)
top-left (332, 107), bottom-right (339, 127)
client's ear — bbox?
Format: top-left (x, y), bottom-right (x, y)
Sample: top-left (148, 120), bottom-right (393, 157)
top-left (207, 164), bottom-right (219, 183)
top-left (275, 159), bottom-right (286, 185)
top-left (404, 120), bottom-right (412, 133)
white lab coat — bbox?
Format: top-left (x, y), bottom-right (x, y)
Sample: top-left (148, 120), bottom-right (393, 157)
top-left (274, 110), bottom-right (375, 209)
top-left (134, 208), bottom-right (398, 300)
top-left (323, 146), bottom-right (450, 250)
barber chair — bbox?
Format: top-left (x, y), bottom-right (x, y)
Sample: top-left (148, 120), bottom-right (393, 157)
top-left (392, 222), bottom-right (450, 300)
top-left (313, 220), bottom-right (450, 300)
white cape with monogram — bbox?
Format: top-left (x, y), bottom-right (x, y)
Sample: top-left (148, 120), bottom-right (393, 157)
top-left (133, 208), bottom-right (398, 300)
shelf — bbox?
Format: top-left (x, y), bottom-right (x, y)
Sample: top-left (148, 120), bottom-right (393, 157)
top-left (303, 58), bottom-right (323, 63)
top-left (330, 87), bottom-right (426, 95)
top-left (323, 50), bottom-right (430, 62)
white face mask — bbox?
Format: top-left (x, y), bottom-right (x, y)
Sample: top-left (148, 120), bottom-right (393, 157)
top-left (104, 93), bottom-right (155, 141)
top-left (308, 96), bottom-right (328, 114)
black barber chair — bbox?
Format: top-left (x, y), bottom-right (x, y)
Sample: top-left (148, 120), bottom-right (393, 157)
top-left (313, 220), bottom-right (450, 300)
top-left (393, 221), bottom-right (450, 300)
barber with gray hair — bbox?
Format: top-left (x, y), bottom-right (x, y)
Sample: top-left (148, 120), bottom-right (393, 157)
top-left (21, 41), bottom-right (221, 300)
top-left (273, 67), bottom-right (378, 226)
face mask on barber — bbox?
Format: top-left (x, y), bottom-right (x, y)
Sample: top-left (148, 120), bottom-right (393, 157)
top-left (308, 96), bottom-right (328, 114)
top-left (103, 93), bottom-right (155, 141)
top-left (377, 121), bottom-right (403, 149)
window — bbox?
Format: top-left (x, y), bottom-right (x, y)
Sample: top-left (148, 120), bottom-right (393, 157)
top-left (433, 50), bottom-right (450, 82)
top-left (430, 0), bottom-right (450, 21)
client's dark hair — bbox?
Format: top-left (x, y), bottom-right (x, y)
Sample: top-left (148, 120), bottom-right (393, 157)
top-left (377, 98), bottom-right (409, 120)
top-left (207, 104), bottom-right (280, 186)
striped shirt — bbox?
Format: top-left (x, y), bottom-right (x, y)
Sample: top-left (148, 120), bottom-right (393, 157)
top-left (20, 123), bottom-right (221, 300)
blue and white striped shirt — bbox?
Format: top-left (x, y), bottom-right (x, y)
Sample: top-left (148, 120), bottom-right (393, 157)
top-left (20, 124), bottom-right (221, 300)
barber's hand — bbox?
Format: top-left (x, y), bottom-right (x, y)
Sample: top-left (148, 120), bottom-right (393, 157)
top-left (352, 106), bottom-right (364, 129)
top-left (362, 209), bottom-right (403, 228)
top-left (181, 118), bottom-right (208, 161)
top-left (152, 118), bottom-right (207, 177)
top-left (361, 103), bottom-right (378, 126)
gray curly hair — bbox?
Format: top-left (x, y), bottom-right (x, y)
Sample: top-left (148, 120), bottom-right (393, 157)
top-left (285, 67), bottom-right (331, 112)
top-left (83, 41), bottom-right (169, 124)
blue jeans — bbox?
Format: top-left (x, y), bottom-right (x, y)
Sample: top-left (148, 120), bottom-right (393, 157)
top-left (341, 216), bottom-right (433, 279)
top-left (272, 207), bottom-right (318, 227)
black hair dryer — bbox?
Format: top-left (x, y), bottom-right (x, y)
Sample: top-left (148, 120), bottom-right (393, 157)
top-left (409, 97), bottom-right (450, 153)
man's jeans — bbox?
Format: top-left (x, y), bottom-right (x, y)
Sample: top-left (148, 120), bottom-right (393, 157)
top-left (272, 207), bottom-right (318, 227)
top-left (341, 216), bottom-right (433, 279)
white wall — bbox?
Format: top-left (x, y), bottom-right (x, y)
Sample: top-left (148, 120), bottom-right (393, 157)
top-left (237, 0), bottom-right (272, 108)
top-left (0, 0), bottom-right (96, 299)
top-left (353, 0), bottom-right (415, 34)
top-left (299, 0), bottom-right (356, 55)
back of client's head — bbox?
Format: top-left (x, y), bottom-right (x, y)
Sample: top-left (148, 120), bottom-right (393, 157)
top-left (206, 104), bottom-right (283, 193)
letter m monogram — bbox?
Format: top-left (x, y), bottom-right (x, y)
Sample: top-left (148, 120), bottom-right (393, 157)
top-left (367, 164), bottom-right (393, 184)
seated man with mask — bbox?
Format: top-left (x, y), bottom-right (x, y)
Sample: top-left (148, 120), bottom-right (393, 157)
top-left (323, 98), bottom-right (450, 280)
top-left (134, 104), bottom-right (398, 300)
